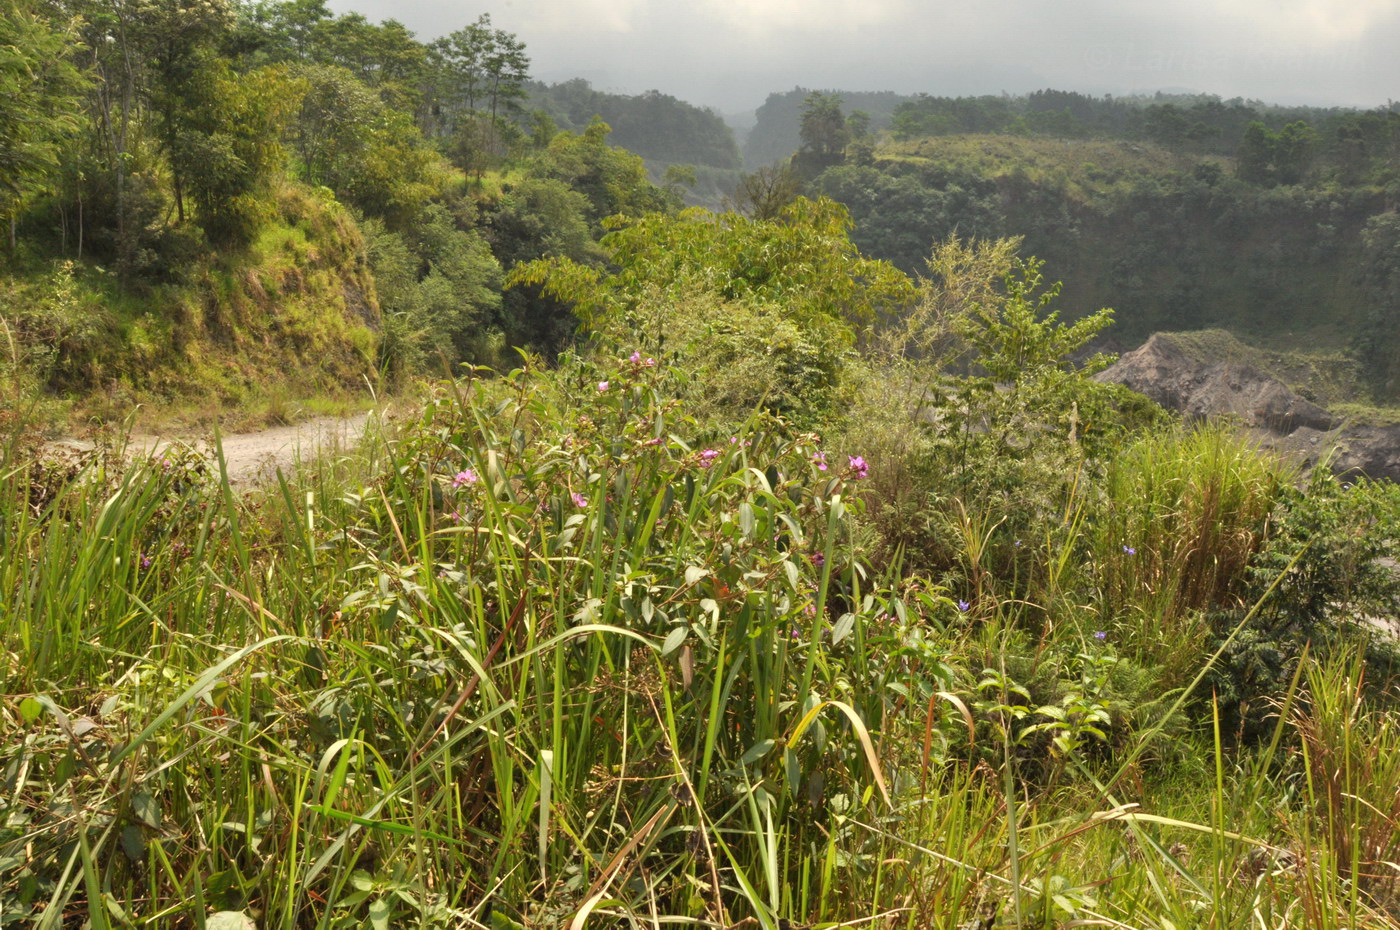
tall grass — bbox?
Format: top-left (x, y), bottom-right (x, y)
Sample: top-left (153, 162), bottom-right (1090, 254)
top-left (2, 360), bottom-right (1397, 928)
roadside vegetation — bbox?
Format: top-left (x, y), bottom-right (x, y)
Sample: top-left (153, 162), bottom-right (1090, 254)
top-left (5, 203), bottom-right (1400, 928)
top-left (7, 2), bottom-right (1400, 928)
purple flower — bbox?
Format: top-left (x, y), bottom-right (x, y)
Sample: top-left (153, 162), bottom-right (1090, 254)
top-left (139, 553), bottom-right (152, 570)
top-left (1014, 539), bottom-right (1023, 548)
top-left (452, 469), bottom-right (478, 488)
top-left (629, 351), bottom-right (642, 364)
top-left (698, 449), bottom-right (720, 468)
top-left (1122, 545), bottom-right (1136, 555)
top-left (571, 491), bottom-right (588, 507)
top-left (1094, 630), bottom-right (1107, 641)
top-left (729, 436), bottom-right (739, 444)
top-left (810, 552), bottom-right (825, 568)
top-left (847, 455), bottom-right (869, 479)
top-left (957, 600), bottom-right (970, 612)
top-left (812, 451), bottom-right (828, 472)
top-left (597, 381), bottom-right (609, 393)
top-left (644, 357), bottom-right (656, 368)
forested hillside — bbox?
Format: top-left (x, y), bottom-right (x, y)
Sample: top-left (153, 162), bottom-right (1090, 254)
top-left (526, 78), bottom-right (742, 208)
top-left (527, 79), bottom-right (739, 170)
top-left (745, 89), bottom-right (1400, 400)
top-left (743, 86), bottom-right (910, 168)
top-left (0, 0), bottom-right (679, 428)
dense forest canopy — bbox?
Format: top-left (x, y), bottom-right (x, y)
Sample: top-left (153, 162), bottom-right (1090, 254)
top-left (745, 85), bottom-right (1400, 173)
top-left (733, 87), bottom-right (1400, 399)
top-left (2, 0), bottom-right (1399, 411)
top-left (0, 0), bottom-right (707, 416)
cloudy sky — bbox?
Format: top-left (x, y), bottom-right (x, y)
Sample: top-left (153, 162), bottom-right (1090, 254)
top-left (329, 0), bottom-right (1399, 115)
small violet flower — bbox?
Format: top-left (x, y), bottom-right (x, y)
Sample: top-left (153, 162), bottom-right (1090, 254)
top-left (629, 351), bottom-right (642, 364)
top-left (139, 553), bottom-right (152, 570)
top-left (571, 491), bottom-right (588, 508)
top-left (698, 448), bottom-right (721, 468)
top-left (847, 455), bottom-right (869, 479)
top-left (644, 357), bottom-right (656, 368)
top-left (1094, 630), bottom-right (1108, 641)
top-left (1122, 545), bottom-right (1137, 555)
top-left (957, 599), bottom-right (970, 612)
top-left (452, 469), bottom-right (478, 488)
top-left (810, 552), bottom-right (825, 568)
top-left (597, 381), bottom-right (609, 393)
top-left (812, 451), bottom-right (828, 472)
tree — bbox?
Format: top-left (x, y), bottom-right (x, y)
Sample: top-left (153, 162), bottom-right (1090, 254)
top-left (510, 196), bottom-right (914, 340)
top-left (1274, 121), bottom-right (1319, 185)
top-left (1236, 121), bottom-right (1275, 185)
top-left (529, 119), bottom-right (673, 223)
top-left (291, 64), bottom-right (442, 226)
top-left (0, 0), bottom-right (85, 249)
top-left (799, 91), bottom-right (848, 159)
top-left (731, 163), bottom-right (801, 220)
top-left (508, 196), bottom-right (916, 422)
top-left (172, 63), bottom-right (304, 244)
top-left (426, 14), bottom-right (529, 175)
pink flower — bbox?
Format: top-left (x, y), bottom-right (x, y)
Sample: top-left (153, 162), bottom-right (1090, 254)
top-left (597, 381), bottom-right (609, 393)
top-left (847, 455), bottom-right (869, 479)
top-left (644, 357), bottom-right (656, 368)
top-left (699, 449), bottom-right (720, 468)
top-left (571, 491), bottom-right (588, 507)
top-left (452, 469), bottom-right (478, 488)
top-left (812, 451), bottom-right (828, 472)
top-left (629, 351), bottom-right (642, 364)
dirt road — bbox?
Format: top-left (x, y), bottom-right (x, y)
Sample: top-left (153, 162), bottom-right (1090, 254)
top-left (53, 412), bottom-right (375, 485)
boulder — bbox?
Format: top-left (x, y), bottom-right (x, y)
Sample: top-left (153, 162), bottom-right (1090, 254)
top-left (1096, 333), bottom-right (1338, 433)
top-left (1101, 334), bottom-right (1400, 483)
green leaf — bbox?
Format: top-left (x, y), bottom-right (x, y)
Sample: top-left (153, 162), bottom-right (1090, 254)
top-left (661, 626), bottom-right (688, 656)
top-left (740, 739), bottom-right (776, 766)
top-left (120, 825), bottom-right (146, 862)
top-left (205, 913), bottom-right (256, 930)
top-left (369, 898), bottom-right (390, 930)
top-left (131, 792), bottom-right (161, 828)
top-left (18, 697), bottom-right (41, 724)
top-left (830, 613), bottom-right (855, 645)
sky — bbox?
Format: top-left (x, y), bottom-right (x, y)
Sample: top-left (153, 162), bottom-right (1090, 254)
top-left (328, 0), bottom-right (1400, 116)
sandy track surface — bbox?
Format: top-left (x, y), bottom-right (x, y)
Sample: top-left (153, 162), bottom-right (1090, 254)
top-left (52, 412), bottom-right (374, 485)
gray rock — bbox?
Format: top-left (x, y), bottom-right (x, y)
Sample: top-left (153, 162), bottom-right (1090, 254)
top-left (1096, 334), bottom-right (1338, 433)
top-left (1101, 334), bottom-right (1400, 483)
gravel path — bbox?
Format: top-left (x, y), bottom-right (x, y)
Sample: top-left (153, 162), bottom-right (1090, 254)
top-left (52, 412), bottom-right (374, 485)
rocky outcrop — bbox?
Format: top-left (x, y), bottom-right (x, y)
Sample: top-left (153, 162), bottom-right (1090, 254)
top-left (1098, 334), bottom-right (1400, 483)
top-left (1096, 334), bottom-right (1337, 433)
top-left (1263, 423), bottom-right (1400, 483)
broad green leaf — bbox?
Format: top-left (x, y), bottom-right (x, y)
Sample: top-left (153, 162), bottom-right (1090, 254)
top-left (661, 626), bottom-right (688, 656)
top-left (205, 913), bottom-right (256, 930)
